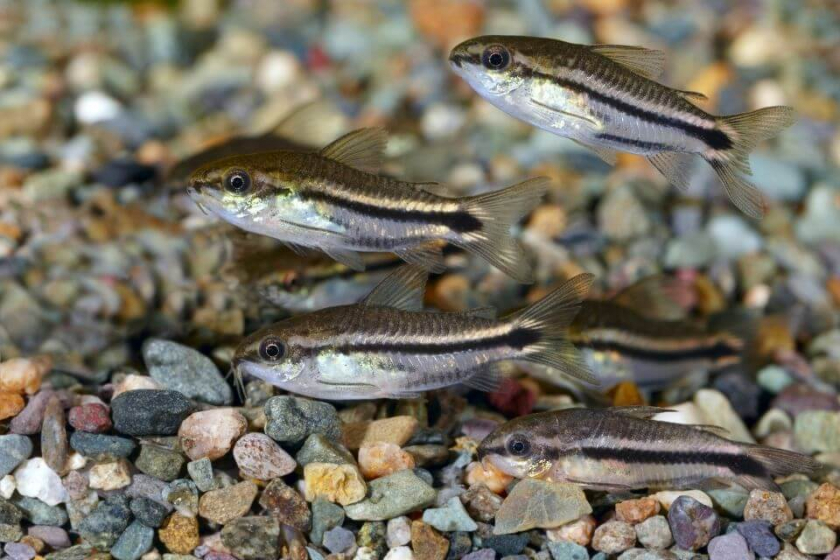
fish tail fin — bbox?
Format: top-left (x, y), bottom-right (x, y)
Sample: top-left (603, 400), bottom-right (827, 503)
top-left (704, 106), bottom-right (796, 219)
top-left (506, 273), bottom-right (598, 384)
top-left (455, 177), bottom-right (548, 283)
top-left (743, 444), bottom-right (821, 486)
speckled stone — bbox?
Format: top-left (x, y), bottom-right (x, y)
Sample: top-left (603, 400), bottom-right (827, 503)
top-left (592, 520), bottom-right (637, 554)
top-left (258, 478), bottom-right (310, 531)
top-left (344, 469), bottom-right (436, 521)
top-left (264, 396), bottom-right (341, 445)
top-left (198, 481), bottom-right (258, 525)
top-left (232, 432), bottom-right (296, 480)
top-left (743, 490), bottom-right (793, 526)
top-left (221, 516), bottom-right (280, 560)
top-left (130, 497), bottom-right (169, 528)
top-left (111, 390), bottom-right (192, 436)
top-left (158, 513), bottom-right (199, 555)
top-left (309, 497), bottom-right (345, 546)
top-left (135, 443), bottom-right (185, 482)
top-left (667, 496), bottom-right (721, 551)
top-left (411, 521), bottom-right (449, 560)
top-left (110, 520), bottom-right (154, 560)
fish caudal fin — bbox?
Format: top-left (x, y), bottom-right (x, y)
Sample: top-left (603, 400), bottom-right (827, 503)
top-left (456, 177), bottom-right (548, 283)
top-left (704, 106), bottom-right (796, 219)
top-left (738, 444), bottom-right (822, 490)
top-left (507, 273), bottom-right (598, 384)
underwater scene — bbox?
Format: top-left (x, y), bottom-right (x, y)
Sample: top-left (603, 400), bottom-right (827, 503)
top-left (1, 0), bottom-right (840, 559)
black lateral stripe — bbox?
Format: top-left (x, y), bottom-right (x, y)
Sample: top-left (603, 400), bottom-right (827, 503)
top-left (304, 190), bottom-right (482, 233)
top-left (522, 66), bottom-right (734, 150)
top-left (581, 447), bottom-right (766, 476)
top-left (582, 338), bottom-right (740, 363)
top-left (594, 133), bottom-right (673, 152)
top-left (335, 327), bottom-right (540, 355)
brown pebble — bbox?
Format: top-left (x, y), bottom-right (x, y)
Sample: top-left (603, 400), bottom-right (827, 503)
top-left (303, 463), bottom-right (367, 506)
top-left (259, 478), bottom-right (311, 532)
top-left (343, 416), bottom-right (418, 451)
top-left (744, 489), bottom-right (794, 526)
top-left (411, 520), bottom-right (449, 560)
top-left (41, 396), bottom-right (68, 475)
top-left (159, 513), bottom-right (200, 554)
top-left (198, 481), bottom-right (259, 525)
top-left (358, 442), bottom-right (415, 480)
top-left (806, 483), bottom-right (840, 530)
top-left (0, 356), bottom-right (50, 395)
top-left (0, 391), bottom-right (24, 420)
top-left (178, 408), bottom-right (247, 461)
top-left (616, 497), bottom-right (661, 524)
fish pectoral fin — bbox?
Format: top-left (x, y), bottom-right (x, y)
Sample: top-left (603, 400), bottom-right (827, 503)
top-left (588, 44), bottom-right (666, 80)
top-left (675, 89), bottom-right (709, 102)
top-left (611, 274), bottom-right (690, 322)
top-left (323, 247), bottom-right (366, 271)
top-left (648, 151), bottom-right (699, 192)
top-left (319, 127), bottom-right (387, 174)
top-left (564, 477), bottom-right (636, 492)
top-left (361, 265), bottom-right (428, 311)
top-left (393, 242), bottom-right (446, 274)
top-left (528, 98), bottom-right (600, 129)
top-left (285, 242), bottom-right (314, 257)
top-left (462, 364), bottom-right (503, 392)
top-left (571, 139), bottom-right (618, 165)
top-left (610, 406), bottom-right (675, 420)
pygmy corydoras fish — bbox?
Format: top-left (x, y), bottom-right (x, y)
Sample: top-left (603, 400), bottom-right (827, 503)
top-left (449, 36), bottom-right (795, 218)
top-left (187, 127), bottom-right (546, 283)
top-left (478, 406), bottom-right (820, 491)
top-left (232, 266), bottom-right (596, 400)
top-left (570, 276), bottom-right (746, 391)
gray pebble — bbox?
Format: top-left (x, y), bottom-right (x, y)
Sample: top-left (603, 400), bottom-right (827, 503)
top-left (0, 435), bottom-right (32, 477)
top-left (111, 389), bottom-right (192, 436)
top-left (69, 432), bottom-right (136, 460)
top-left (264, 396), bottom-right (341, 445)
top-left (142, 338), bottom-right (232, 405)
top-left (109, 520), bottom-right (154, 560)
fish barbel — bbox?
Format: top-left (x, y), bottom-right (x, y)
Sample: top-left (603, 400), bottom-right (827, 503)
top-left (449, 35), bottom-right (795, 218)
top-left (232, 266), bottom-right (595, 400)
top-left (188, 127), bottom-right (546, 283)
top-left (478, 406), bottom-right (820, 491)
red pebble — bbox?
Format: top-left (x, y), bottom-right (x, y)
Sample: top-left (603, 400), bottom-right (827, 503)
top-left (488, 378), bottom-right (535, 417)
top-left (67, 403), bottom-right (112, 433)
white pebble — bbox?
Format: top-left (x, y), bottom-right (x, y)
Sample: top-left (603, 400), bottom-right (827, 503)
top-left (386, 516), bottom-right (412, 548)
top-left (14, 458), bottom-right (68, 506)
top-left (0, 475), bottom-right (15, 499)
top-left (383, 546), bottom-right (414, 560)
top-left (74, 90), bottom-right (122, 124)
top-left (256, 51), bottom-right (302, 93)
top-left (89, 460), bottom-right (132, 491)
top-left (654, 490), bottom-right (713, 510)
top-left (67, 452), bottom-right (87, 471)
top-left (421, 103), bottom-right (466, 140)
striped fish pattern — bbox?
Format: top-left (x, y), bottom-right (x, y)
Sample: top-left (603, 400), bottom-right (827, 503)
top-left (232, 267), bottom-right (596, 400)
top-left (187, 127), bottom-right (545, 283)
top-left (478, 407), bottom-right (820, 491)
top-left (449, 35), bottom-right (795, 218)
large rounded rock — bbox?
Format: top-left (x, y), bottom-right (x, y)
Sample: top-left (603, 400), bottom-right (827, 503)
top-left (111, 390), bottom-right (192, 436)
top-left (142, 339), bottom-right (232, 405)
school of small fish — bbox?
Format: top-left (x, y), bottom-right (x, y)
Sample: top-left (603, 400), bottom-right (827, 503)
top-left (179, 33), bottom-right (815, 500)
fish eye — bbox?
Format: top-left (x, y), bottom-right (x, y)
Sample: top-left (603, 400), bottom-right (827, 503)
top-left (258, 337), bottom-right (286, 362)
top-left (506, 433), bottom-right (531, 456)
top-left (224, 169), bottom-right (251, 195)
top-left (482, 45), bottom-right (510, 70)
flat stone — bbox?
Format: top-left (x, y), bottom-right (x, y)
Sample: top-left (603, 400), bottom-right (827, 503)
top-left (198, 481), bottom-right (258, 525)
top-left (178, 408), bottom-right (247, 461)
top-left (264, 396), bottom-right (341, 445)
top-left (69, 432), bottom-right (135, 460)
top-left (344, 416), bottom-right (419, 451)
top-left (221, 516), bottom-right (280, 560)
top-left (694, 389), bottom-right (754, 443)
top-left (422, 496), bottom-right (477, 532)
top-left (258, 478), bottom-right (310, 531)
top-left (345, 469), bottom-right (436, 521)
top-left (28, 525), bottom-right (70, 549)
top-left (232, 432), bottom-right (296, 479)
top-left (494, 479), bottom-right (591, 535)
top-left (110, 520), bottom-right (154, 560)
top-left (0, 435), bottom-right (32, 477)
top-left (13, 496), bottom-right (67, 526)
top-left (296, 433), bottom-right (355, 467)
top-left (8, 391), bottom-right (52, 435)
top-left (142, 339), bottom-right (232, 405)
top-left (479, 532), bottom-right (529, 556)
top-left (40, 396), bottom-right (67, 475)
top-left (111, 390), bottom-right (192, 436)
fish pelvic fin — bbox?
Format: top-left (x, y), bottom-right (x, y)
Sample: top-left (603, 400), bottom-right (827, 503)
top-left (454, 177), bottom-right (548, 283)
top-left (507, 273), bottom-right (598, 384)
top-left (704, 106), bottom-right (796, 219)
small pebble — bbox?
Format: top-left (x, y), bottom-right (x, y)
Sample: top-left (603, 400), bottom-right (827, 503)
top-left (667, 495), bottom-right (721, 551)
top-left (178, 408), bottom-right (247, 461)
top-left (422, 497), bottom-right (478, 532)
top-left (264, 396), bottom-right (342, 445)
top-left (304, 462), bottom-right (367, 506)
top-left (707, 532), bottom-right (752, 560)
top-left (388, 516), bottom-right (413, 548)
top-left (795, 520), bottom-right (836, 555)
top-left (344, 416), bottom-right (419, 450)
top-left (258, 478), bottom-right (311, 531)
top-left (635, 515), bottom-right (673, 550)
top-left (68, 403), bottom-right (112, 433)
top-left (198, 481), bottom-right (258, 525)
top-left (232, 432), bottom-right (296, 479)
top-left (592, 520), bottom-right (636, 554)
top-left (358, 442), bottom-right (416, 479)
top-left (743, 490), bottom-right (793, 526)
top-left (111, 390), bottom-right (192, 436)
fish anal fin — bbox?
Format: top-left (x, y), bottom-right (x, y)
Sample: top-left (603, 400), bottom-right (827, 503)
top-left (572, 139), bottom-right (618, 165)
top-left (648, 151), bottom-right (698, 192)
top-left (393, 242), bottom-right (446, 274)
top-left (362, 265), bottom-right (428, 311)
top-left (323, 247), bottom-right (366, 271)
top-left (732, 475), bottom-right (780, 491)
top-left (611, 275), bottom-right (690, 322)
top-left (319, 128), bottom-right (388, 174)
top-left (611, 406), bottom-right (675, 420)
top-left (462, 365), bottom-right (503, 392)
top-left (589, 44), bottom-right (666, 80)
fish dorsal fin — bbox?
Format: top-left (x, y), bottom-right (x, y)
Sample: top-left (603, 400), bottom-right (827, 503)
top-left (463, 306), bottom-right (497, 320)
top-left (693, 424), bottom-right (730, 437)
top-left (361, 265), bottom-right (427, 311)
top-left (611, 275), bottom-right (690, 321)
top-left (270, 98), bottom-right (349, 147)
top-left (610, 406), bottom-right (674, 420)
top-left (589, 44), bottom-right (666, 80)
top-left (319, 128), bottom-right (387, 174)
top-left (675, 89), bottom-right (709, 102)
